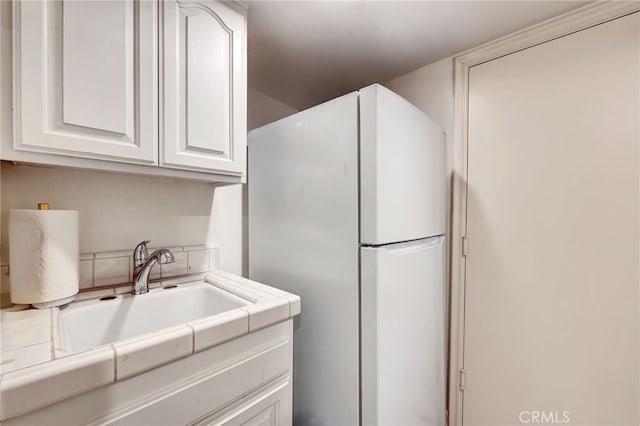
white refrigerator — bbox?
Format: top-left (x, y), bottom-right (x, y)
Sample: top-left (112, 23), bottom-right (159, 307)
top-left (249, 84), bottom-right (446, 426)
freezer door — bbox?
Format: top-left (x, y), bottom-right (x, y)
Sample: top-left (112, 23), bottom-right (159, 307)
top-left (361, 236), bottom-right (446, 426)
top-left (359, 84), bottom-right (446, 245)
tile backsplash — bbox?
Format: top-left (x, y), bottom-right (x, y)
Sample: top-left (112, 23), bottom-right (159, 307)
top-left (79, 245), bottom-right (218, 289)
top-left (91, 255), bottom-right (130, 287)
top-left (1, 245), bottom-right (219, 296)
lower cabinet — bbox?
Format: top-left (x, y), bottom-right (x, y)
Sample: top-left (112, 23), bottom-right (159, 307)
top-left (116, 375), bottom-right (291, 426)
top-left (194, 377), bottom-right (289, 426)
top-left (4, 321), bottom-right (293, 426)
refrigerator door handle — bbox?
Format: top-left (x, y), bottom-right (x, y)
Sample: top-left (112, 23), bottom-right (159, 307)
top-left (379, 235), bottom-right (445, 255)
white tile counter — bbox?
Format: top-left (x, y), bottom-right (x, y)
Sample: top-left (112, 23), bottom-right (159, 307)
top-left (1, 309), bottom-right (54, 372)
top-left (0, 271), bottom-right (300, 421)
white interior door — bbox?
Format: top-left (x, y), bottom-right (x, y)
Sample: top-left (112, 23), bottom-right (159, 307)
top-left (463, 12), bottom-right (640, 426)
top-left (361, 236), bottom-right (446, 426)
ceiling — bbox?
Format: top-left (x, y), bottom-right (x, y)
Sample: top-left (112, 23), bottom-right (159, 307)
top-left (247, 0), bottom-right (589, 110)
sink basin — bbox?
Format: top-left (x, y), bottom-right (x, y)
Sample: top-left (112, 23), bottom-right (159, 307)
top-left (59, 282), bottom-right (250, 352)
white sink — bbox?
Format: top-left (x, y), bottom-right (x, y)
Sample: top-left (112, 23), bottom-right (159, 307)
top-left (59, 282), bottom-right (250, 352)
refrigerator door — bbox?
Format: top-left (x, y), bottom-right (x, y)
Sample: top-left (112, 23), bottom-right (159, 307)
top-left (359, 84), bottom-right (446, 245)
top-left (249, 92), bottom-right (361, 425)
top-left (361, 236), bottom-right (446, 426)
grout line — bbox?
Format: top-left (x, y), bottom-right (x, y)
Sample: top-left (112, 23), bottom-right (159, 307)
top-left (110, 344), bottom-right (118, 382)
top-left (48, 309), bottom-right (55, 361)
top-left (91, 259), bottom-right (95, 288)
top-left (80, 272), bottom-right (213, 293)
top-left (186, 323), bottom-right (196, 354)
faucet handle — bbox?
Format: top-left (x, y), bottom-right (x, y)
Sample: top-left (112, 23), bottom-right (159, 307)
top-left (133, 240), bottom-right (151, 267)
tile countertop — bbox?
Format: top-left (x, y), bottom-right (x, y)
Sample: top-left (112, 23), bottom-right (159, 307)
top-left (0, 271), bottom-right (301, 421)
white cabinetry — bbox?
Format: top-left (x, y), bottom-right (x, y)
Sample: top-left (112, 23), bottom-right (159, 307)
top-left (161, 0), bottom-right (246, 174)
top-left (205, 381), bottom-right (288, 425)
top-left (13, 0), bottom-right (157, 164)
top-left (4, 321), bottom-right (293, 426)
top-left (4, 0), bottom-right (246, 182)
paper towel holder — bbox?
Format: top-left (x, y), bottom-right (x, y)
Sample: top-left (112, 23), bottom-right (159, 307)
top-left (9, 205), bottom-right (79, 308)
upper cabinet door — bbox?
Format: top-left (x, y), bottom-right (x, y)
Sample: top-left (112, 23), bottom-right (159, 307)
top-left (13, 0), bottom-right (158, 164)
top-left (161, 0), bottom-right (247, 176)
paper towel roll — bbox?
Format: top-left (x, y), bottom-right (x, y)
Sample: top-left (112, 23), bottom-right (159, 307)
top-left (9, 209), bottom-right (79, 308)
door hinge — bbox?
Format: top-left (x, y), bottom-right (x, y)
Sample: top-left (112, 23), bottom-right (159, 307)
top-left (461, 236), bottom-right (469, 257)
top-left (459, 368), bottom-right (465, 391)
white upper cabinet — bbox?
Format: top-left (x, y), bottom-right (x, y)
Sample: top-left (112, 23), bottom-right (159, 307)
top-left (13, 0), bottom-right (158, 164)
top-left (7, 0), bottom-right (247, 182)
top-left (161, 0), bottom-right (246, 175)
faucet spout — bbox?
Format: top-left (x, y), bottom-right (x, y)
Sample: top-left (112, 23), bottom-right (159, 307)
top-left (131, 242), bottom-right (175, 295)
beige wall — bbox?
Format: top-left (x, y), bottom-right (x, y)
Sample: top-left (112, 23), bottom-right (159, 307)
top-left (0, 162), bottom-right (245, 295)
top-left (248, 88), bottom-right (299, 130)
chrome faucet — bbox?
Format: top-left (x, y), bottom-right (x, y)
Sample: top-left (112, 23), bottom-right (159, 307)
top-left (132, 240), bottom-right (175, 295)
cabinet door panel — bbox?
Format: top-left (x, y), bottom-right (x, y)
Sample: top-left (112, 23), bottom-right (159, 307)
top-left (161, 0), bottom-right (246, 175)
top-left (185, 11), bottom-right (230, 153)
top-left (198, 379), bottom-right (290, 426)
top-left (62, 1), bottom-right (128, 133)
top-left (14, 0), bottom-right (157, 164)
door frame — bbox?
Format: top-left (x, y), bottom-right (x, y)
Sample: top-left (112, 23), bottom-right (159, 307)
top-left (448, 3), bottom-right (640, 425)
